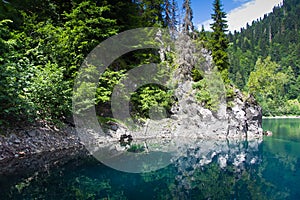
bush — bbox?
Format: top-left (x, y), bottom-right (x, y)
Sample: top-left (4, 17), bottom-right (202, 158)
top-left (284, 99), bottom-right (300, 115)
top-left (192, 69), bottom-right (225, 112)
top-left (25, 62), bottom-right (72, 120)
top-left (130, 84), bottom-right (174, 119)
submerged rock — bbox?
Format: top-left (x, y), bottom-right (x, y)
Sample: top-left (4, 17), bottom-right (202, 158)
top-left (263, 130), bottom-right (273, 136)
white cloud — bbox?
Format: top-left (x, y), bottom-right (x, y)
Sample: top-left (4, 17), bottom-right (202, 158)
top-left (198, 0), bottom-right (283, 32)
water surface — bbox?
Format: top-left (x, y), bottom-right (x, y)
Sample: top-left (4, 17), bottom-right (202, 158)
top-left (0, 119), bottom-right (299, 199)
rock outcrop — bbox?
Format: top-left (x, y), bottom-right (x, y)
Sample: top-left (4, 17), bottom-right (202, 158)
top-left (102, 42), bottom-right (264, 141)
top-left (104, 82), bottom-right (263, 141)
top-left (227, 90), bottom-right (263, 139)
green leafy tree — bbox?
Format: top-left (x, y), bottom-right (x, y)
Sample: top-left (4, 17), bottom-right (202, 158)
top-left (0, 1), bottom-right (120, 124)
top-left (247, 57), bottom-right (289, 116)
top-left (0, 19), bottom-right (25, 123)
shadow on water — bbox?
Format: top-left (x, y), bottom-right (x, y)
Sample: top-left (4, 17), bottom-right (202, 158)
top-left (0, 118), bottom-right (299, 199)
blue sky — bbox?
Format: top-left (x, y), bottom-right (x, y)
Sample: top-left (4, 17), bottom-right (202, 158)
top-left (177, 0), bottom-right (284, 32)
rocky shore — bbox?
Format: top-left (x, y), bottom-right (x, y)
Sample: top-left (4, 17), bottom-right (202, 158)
top-left (0, 85), bottom-right (264, 175)
top-left (0, 124), bottom-right (87, 176)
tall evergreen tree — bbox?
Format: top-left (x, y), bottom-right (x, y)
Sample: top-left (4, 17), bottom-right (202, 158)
top-left (182, 0), bottom-right (194, 33)
top-left (170, 0), bottom-right (178, 31)
top-left (199, 25), bottom-right (207, 41)
top-left (163, 0), bottom-right (178, 32)
top-left (139, 0), bottom-right (164, 26)
top-left (164, 0), bottom-right (171, 27)
top-left (210, 0), bottom-right (229, 81)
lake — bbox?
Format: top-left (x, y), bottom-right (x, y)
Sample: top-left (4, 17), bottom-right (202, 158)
top-left (1, 118), bottom-right (300, 199)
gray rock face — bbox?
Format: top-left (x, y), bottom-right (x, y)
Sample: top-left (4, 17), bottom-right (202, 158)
top-left (227, 90), bottom-right (263, 139)
top-left (135, 82), bottom-right (262, 140)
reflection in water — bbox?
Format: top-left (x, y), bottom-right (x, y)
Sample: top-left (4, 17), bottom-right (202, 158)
top-left (1, 138), bottom-right (265, 199)
top-left (1, 119), bottom-right (300, 199)
top-left (170, 138), bottom-right (262, 199)
top-left (263, 118), bottom-right (300, 142)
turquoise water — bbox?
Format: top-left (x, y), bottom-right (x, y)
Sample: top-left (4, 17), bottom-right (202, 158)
top-left (1, 119), bottom-right (300, 199)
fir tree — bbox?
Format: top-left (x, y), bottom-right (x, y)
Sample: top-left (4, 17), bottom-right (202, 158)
top-left (199, 25), bottom-right (207, 41)
top-left (139, 0), bottom-right (164, 26)
top-left (182, 0), bottom-right (194, 33)
top-left (164, 0), bottom-right (171, 27)
top-left (210, 0), bottom-right (229, 82)
top-left (170, 0), bottom-right (178, 32)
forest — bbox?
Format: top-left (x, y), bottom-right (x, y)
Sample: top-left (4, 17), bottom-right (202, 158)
top-left (0, 0), bottom-right (175, 125)
top-left (228, 0), bottom-right (300, 116)
top-left (0, 0), bottom-right (299, 127)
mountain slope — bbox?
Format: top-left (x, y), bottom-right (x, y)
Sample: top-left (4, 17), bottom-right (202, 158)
top-left (228, 0), bottom-right (300, 116)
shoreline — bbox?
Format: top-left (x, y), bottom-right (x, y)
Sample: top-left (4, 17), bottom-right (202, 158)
top-left (263, 116), bottom-right (300, 119)
top-left (0, 124), bottom-right (87, 176)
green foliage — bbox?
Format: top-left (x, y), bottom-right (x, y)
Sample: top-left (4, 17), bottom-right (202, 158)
top-left (127, 143), bottom-right (145, 153)
top-left (193, 80), bottom-right (219, 111)
top-left (96, 69), bottom-right (126, 104)
top-left (247, 57), bottom-right (289, 116)
top-left (26, 62), bottom-right (71, 120)
top-left (193, 67), bottom-right (226, 111)
top-left (138, 0), bottom-right (165, 27)
top-left (72, 65), bottom-right (99, 115)
top-left (131, 84), bottom-right (174, 119)
top-left (191, 68), bottom-right (204, 82)
top-left (0, 1), bottom-right (119, 124)
top-left (1, 0), bottom-right (232, 125)
top-left (0, 19), bottom-right (30, 122)
top-left (284, 99), bottom-right (300, 115)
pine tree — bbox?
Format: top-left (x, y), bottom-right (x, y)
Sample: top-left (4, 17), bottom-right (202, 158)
top-left (182, 0), bottom-right (194, 33)
top-left (170, 0), bottom-right (178, 32)
top-left (210, 0), bottom-right (229, 82)
top-left (140, 0), bottom-right (164, 26)
top-left (199, 25), bottom-right (207, 41)
top-left (164, 0), bottom-right (171, 27)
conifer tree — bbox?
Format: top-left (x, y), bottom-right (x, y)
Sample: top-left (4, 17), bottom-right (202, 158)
top-left (164, 0), bottom-right (171, 27)
top-left (210, 0), bottom-right (229, 82)
top-left (138, 0), bottom-right (164, 26)
top-left (164, 0), bottom-right (178, 32)
top-left (183, 0), bottom-right (194, 33)
top-left (199, 25), bottom-right (207, 41)
top-left (170, 0), bottom-right (178, 31)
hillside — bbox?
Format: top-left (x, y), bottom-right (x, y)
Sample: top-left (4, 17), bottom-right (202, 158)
top-left (228, 0), bottom-right (300, 116)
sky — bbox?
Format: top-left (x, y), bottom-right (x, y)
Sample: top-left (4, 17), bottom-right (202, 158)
top-left (177, 0), bottom-right (284, 32)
